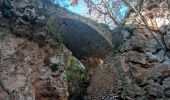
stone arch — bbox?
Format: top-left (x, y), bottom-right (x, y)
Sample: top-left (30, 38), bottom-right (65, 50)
top-left (53, 17), bottom-right (113, 59)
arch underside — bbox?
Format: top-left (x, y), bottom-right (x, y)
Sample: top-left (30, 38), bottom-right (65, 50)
top-left (54, 18), bottom-right (113, 59)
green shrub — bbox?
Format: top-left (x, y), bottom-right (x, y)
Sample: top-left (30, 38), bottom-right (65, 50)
top-left (47, 20), bottom-right (63, 43)
top-left (65, 55), bottom-right (89, 99)
top-left (65, 55), bottom-right (87, 83)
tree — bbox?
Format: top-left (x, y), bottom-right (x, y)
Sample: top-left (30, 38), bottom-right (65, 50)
top-left (54, 0), bottom-right (170, 55)
top-left (123, 0), bottom-right (169, 52)
top-left (65, 0), bottom-right (168, 29)
top-left (89, 0), bottom-right (126, 26)
top-left (62, 0), bottom-right (129, 28)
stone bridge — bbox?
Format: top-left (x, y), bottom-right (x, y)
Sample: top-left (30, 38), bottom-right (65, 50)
top-left (45, 2), bottom-right (117, 59)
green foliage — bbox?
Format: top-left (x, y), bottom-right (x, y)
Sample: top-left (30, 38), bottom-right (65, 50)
top-left (46, 14), bottom-right (63, 43)
top-left (65, 55), bottom-right (89, 99)
top-left (65, 55), bottom-right (87, 83)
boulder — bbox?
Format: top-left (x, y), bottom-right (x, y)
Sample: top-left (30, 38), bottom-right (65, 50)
top-left (147, 37), bottom-right (162, 53)
top-left (146, 50), bottom-right (165, 63)
top-left (120, 35), bottom-right (147, 52)
top-left (163, 55), bottom-right (170, 65)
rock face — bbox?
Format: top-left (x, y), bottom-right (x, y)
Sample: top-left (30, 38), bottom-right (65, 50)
top-left (1, 0), bottom-right (46, 36)
top-left (87, 27), bottom-right (170, 99)
top-left (0, 0), bottom-right (70, 99)
top-left (0, 33), bottom-right (69, 100)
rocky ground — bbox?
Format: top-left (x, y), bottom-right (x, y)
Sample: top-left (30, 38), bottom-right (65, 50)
top-left (87, 25), bottom-right (170, 99)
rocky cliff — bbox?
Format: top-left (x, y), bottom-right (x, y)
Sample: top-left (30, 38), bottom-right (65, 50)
top-left (0, 0), bottom-right (70, 99)
top-left (87, 26), bottom-right (170, 99)
top-left (0, 0), bottom-right (170, 100)
top-left (87, 12), bottom-right (170, 99)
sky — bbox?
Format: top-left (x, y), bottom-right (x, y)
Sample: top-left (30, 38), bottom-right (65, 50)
top-left (55, 0), bottom-right (89, 16)
top-left (117, 4), bottom-right (129, 20)
top-left (55, 0), bottom-right (129, 29)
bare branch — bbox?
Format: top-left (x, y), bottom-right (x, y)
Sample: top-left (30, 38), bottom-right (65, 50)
top-left (123, 0), bottom-right (167, 52)
top-left (102, 0), bottom-right (122, 26)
